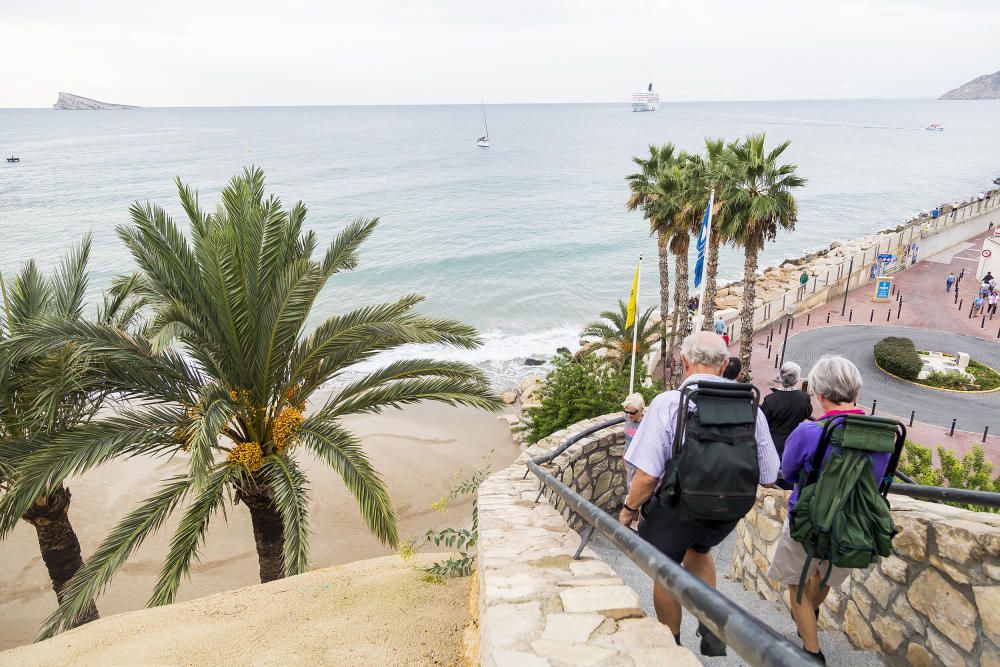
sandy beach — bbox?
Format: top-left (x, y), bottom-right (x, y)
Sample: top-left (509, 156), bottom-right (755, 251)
top-left (0, 401), bottom-right (516, 651)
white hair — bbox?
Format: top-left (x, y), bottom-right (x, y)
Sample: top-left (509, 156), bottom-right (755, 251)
top-left (779, 361), bottom-right (802, 388)
top-left (622, 393), bottom-right (646, 411)
top-left (680, 331), bottom-right (728, 368)
top-left (807, 356), bottom-right (862, 404)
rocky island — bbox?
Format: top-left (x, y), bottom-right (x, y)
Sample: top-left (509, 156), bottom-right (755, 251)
top-left (939, 71), bottom-right (1000, 100)
top-left (52, 92), bottom-right (139, 110)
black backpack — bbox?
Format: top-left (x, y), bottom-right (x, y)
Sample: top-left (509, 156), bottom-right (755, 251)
top-left (657, 380), bottom-right (761, 522)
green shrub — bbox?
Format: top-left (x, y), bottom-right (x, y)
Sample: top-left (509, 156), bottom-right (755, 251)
top-left (873, 336), bottom-right (922, 380)
top-left (897, 441), bottom-right (1000, 513)
top-left (521, 353), bottom-right (661, 444)
top-left (923, 370), bottom-right (976, 390)
top-left (968, 361), bottom-right (1000, 391)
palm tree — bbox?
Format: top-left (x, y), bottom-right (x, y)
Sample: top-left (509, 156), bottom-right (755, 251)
top-left (0, 237), bottom-right (145, 629)
top-left (626, 144), bottom-right (683, 384)
top-left (0, 168), bottom-right (498, 638)
top-left (718, 135), bottom-right (806, 380)
top-left (580, 299), bottom-right (658, 365)
top-left (695, 139), bottom-right (727, 329)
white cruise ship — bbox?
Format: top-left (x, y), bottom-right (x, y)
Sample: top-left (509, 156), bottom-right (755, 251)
top-left (631, 83), bottom-right (659, 112)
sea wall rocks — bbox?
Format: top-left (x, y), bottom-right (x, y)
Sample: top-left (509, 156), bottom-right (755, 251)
top-left (732, 487), bottom-right (1000, 666)
top-left (477, 416), bottom-right (699, 666)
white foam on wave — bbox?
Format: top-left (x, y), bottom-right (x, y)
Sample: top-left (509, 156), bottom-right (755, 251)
top-left (325, 325), bottom-right (583, 392)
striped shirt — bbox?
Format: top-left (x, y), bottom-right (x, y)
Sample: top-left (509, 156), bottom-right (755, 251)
top-left (623, 373), bottom-right (780, 485)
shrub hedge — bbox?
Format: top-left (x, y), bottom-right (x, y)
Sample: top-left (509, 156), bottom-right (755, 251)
top-left (873, 336), bottom-right (922, 380)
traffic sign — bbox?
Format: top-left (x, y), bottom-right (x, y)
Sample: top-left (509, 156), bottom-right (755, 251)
top-left (984, 249), bottom-right (993, 258)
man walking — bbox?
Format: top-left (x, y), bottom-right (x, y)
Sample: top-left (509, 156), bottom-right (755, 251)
top-left (714, 315), bottom-right (725, 336)
top-left (619, 331), bottom-right (779, 656)
top-left (946, 272), bottom-right (956, 293)
top-left (989, 292), bottom-right (999, 316)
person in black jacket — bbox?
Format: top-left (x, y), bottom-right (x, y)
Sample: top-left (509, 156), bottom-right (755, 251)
top-left (761, 362), bottom-right (813, 489)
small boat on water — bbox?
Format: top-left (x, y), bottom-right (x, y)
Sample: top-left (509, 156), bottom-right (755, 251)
top-left (925, 123), bottom-right (944, 131)
top-left (6, 156), bottom-right (19, 163)
top-left (476, 99), bottom-right (490, 147)
top-left (631, 83), bottom-right (659, 112)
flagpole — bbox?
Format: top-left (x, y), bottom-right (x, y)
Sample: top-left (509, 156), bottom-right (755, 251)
top-left (629, 255), bottom-right (642, 395)
top-left (693, 188), bottom-right (715, 333)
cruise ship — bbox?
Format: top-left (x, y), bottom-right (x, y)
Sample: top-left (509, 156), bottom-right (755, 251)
top-left (631, 83), bottom-right (659, 112)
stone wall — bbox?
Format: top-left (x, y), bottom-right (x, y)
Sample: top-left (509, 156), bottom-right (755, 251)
top-left (732, 487), bottom-right (1000, 666)
top-left (477, 416), bottom-right (700, 666)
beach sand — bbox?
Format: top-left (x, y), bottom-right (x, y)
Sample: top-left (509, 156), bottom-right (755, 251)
top-left (0, 402), bottom-right (516, 651)
top-left (0, 552), bottom-right (472, 666)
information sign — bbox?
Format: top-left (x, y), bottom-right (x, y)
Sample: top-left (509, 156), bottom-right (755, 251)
top-left (873, 277), bottom-right (893, 302)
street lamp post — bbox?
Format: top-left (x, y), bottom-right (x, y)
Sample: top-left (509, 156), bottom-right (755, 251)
top-left (841, 255), bottom-right (855, 316)
top-left (778, 304), bottom-right (796, 372)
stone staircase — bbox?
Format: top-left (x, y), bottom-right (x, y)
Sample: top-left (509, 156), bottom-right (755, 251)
top-left (589, 533), bottom-right (886, 666)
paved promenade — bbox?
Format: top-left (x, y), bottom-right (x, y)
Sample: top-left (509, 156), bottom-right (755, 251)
top-left (738, 227), bottom-right (1000, 463)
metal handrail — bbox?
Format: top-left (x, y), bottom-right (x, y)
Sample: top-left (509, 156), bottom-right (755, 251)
top-left (524, 416), bottom-right (625, 474)
top-left (889, 482), bottom-right (1000, 508)
top-left (526, 420), bottom-right (809, 667)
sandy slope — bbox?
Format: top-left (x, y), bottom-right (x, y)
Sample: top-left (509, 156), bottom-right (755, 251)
top-left (0, 553), bottom-right (471, 666)
top-left (0, 402), bottom-right (515, 650)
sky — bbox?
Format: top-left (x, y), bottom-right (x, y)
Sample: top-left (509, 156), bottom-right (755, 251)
top-left (1, 0), bottom-right (997, 107)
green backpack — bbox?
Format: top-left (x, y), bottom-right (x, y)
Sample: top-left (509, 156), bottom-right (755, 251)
top-left (788, 414), bottom-right (905, 601)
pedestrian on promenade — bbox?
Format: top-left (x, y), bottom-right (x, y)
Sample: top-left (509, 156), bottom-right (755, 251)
top-left (946, 272), bottom-right (956, 293)
top-left (974, 294), bottom-right (985, 315)
top-left (765, 356), bottom-right (891, 663)
top-left (761, 362), bottom-right (813, 489)
top-left (989, 292), bottom-right (999, 316)
top-left (722, 356), bottom-right (741, 380)
top-left (620, 331), bottom-right (779, 656)
top-left (714, 315), bottom-right (725, 335)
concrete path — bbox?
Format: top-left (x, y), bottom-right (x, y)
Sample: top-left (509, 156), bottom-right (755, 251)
top-left (783, 325), bottom-right (1000, 433)
top-left (589, 533), bottom-right (885, 666)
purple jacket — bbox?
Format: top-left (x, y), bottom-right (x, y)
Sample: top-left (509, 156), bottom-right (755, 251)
top-left (782, 409), bottom-right (892, 512)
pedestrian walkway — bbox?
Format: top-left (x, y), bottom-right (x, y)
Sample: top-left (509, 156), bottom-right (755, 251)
top-left (736, 227), bottom-right (1000, 464)
top-left (589, 533), bottom-right (885, 666)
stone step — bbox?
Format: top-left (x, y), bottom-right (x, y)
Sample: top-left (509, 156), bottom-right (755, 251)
top-left (588, 533), bottom-right (885, 666)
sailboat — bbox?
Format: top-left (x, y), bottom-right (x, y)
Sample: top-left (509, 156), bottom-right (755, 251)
top-left (476, 99), bottom-right (490, 147)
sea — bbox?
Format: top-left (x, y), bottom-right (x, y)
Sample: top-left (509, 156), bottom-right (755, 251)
top-left (2, 100), bottom-right (999, 388)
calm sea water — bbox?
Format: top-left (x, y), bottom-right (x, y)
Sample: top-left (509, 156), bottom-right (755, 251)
top-left (2, 100), bottom-right (999, 386)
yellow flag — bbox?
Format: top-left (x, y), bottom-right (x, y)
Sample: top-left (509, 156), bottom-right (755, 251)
top-left (625, 258), bottom-right (640, 329)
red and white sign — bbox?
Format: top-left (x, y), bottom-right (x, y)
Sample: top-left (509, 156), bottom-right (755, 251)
top-left (984, 249), bottom-right (994, 258)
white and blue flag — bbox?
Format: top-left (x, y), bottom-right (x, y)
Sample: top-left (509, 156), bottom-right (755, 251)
top-left (692, 189), bottom-right (715, 289)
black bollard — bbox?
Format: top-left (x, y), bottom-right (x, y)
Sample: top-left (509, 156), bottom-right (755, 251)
top-left (887, 309), bottom-right (891, 322)
top-left (826, 312), bottom-right (831, 323)
top-left (778, 322), bottom-right (783, 334)
top-left (969, 305), bottom-right (974, 319)
top-left (870, 309), bottom-right (874, 322)
top-left (954, 290), bottom-right (959, 304)
top-left (774, 354), bottom-right (779, 369)
top-left (983, 316), bottom-right (987, 329)
top-left (806, 313), bottom-right (811, 326)
top-left (959, 299), bottom-right (963, 310)
top-left (849, 309), bottom-right (853, 322)
top-left (984, 426), bottom-right (990, 443)
top-left (897, 302), bottom-right (902, 319)
top-left (909, 410), bottom-right (915, 427)
top-left (949, 419), bottom-right (957, 437)
top-left (767, 345), bottom-right (771, 358)
top-left (871, 400), bottom-right (877, 415)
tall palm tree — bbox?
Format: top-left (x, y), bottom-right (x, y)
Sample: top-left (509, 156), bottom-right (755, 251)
top-left (696, 138), bottom-right (727, 329)
top-left (718, 135), bottom-right (806, 380)
top-left (0, 168), bottom-right (498, 638)
top-left (580, 299), bottom-right (658, 365)
top-left (626, 144), bottom-right (683, 384)
top-left (0, 237), bottom-right (145, 629)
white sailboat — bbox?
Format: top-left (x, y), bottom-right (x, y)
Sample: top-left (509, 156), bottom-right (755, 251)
top-left (476, 99), bottom-right (490, 147)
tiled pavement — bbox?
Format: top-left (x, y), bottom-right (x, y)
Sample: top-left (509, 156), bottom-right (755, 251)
top-left (735, 227), bottom-right (1000, 466)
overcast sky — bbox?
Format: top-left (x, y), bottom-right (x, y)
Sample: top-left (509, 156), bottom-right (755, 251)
top-left (2, 0), bottom-right (997, 107)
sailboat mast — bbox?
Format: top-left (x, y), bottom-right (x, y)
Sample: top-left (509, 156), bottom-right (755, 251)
top-left (481, 99), bottom-right (489, 139)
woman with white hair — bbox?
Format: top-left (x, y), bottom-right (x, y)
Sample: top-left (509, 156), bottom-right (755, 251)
top-left (761, 361), bottom-right (813, 461)
top-left (621, 392), bottom-right (645, 449)
top-left (765, 356), bottom-right (892, 663)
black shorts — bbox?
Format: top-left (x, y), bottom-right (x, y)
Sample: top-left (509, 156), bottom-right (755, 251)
top-left (637, 499), bottom-right (738, 563)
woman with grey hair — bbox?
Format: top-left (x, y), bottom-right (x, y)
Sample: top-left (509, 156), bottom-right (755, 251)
top-left (621, 392), bottom-right (645, 449)
top-left (761, 361), bottom-right (813, 460)
top-left (765, 355), bottom-right (891, 663)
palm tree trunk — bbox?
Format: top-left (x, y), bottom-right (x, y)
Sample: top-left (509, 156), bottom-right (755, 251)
top-left (656, 232), bottom-right (670, 385)
top-left (702, 234), bottom-right (721, 329)
top-left (22, 485), bottom-right (99, 627)
top-left (666, 250), bottom-right (690, 387)
top-left (241, 484), bottom-right (285, 583)
top-left (738, 245), bottom-right (760, 382)
top-left (675, 251), bottom-right (690, 330)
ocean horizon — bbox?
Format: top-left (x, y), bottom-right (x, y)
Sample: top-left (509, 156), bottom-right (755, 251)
top-left (3, 99), bottom-right (999, 387)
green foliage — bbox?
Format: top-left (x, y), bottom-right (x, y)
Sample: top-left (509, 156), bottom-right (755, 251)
top-left (521, 353), bottom-right (661, 445)
top-left (898, 441), bottom-right (1000, 512)
top-left (580, 299), bottom-right (658, 366)
top-left (968, 361), bottom-right (1000, 391)
top-left (0, 168), bottom-right (499, 639)
top-left (421, 457), bottom-right (491, 578)
top-left (874, 336), bottom-right (922, 381)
